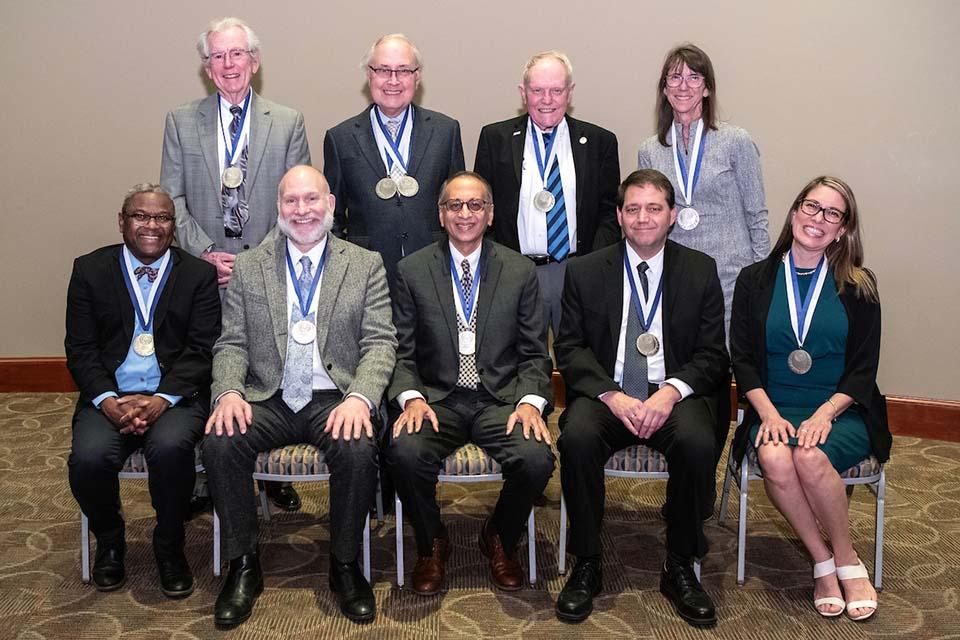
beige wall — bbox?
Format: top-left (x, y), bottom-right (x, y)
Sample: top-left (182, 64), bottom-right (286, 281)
top-left (2, 1), bottom-right (958, 399)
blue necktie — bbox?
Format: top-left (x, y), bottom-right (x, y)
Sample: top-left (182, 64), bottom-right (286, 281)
top-left (282, 256), bottom-right (315, 412)
top-left (542, 131), bottom-right (569, 261)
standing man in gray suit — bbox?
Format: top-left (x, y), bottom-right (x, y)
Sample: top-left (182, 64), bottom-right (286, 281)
top-left (323, 33), bottom-right (465, 289)
top-left (203, 166), bottom-right (397, 627)
top-left (161, 16), bottom-right (311, 511)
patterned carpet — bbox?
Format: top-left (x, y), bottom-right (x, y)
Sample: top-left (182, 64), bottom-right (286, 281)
top-left (2, 392), bottom-right (958, 639)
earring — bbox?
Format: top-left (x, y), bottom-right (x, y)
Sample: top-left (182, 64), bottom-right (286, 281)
top-left (835, 235), bottom-right (842, 243)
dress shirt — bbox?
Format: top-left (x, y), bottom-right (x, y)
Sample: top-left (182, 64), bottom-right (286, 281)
top-left (517, 117), bottom-right (578, 256)
top-left (215, 90), bottom-right (252, 179)
top-left (370, 105), bottom-right (414, 177)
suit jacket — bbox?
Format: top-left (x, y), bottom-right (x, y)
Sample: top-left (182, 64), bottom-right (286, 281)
top-left (65, 245), bottom-right (221, 404)
top-left (323, 105), bottom-right (465, 286)
top-left (388, 239), bottom-right (553, 411)
top-left (730, 257), bottom-right (890, 463)
top-left (212, 232), bottom-right (397, 405)
top-left (160, 92), bottom-right (311, 257)
top-left (555, 240), bottom-right (729, 404)
top-left (474, 114), bottom-right (621, 255)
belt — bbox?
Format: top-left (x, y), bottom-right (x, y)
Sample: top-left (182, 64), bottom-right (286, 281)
top-left (525, 253), bottom-right (576, 266)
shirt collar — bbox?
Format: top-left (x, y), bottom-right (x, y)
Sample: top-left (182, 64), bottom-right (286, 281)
top-left (286, 235), bottom-right (328, 271)
top-left (218, 89), bottom-right (252, 115)
top-left (624, 242), bottom-right (664, 283)
top-left (449, 242), bottom-right (482, 276)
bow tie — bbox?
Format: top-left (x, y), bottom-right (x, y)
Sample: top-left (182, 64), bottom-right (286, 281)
top-left (134, 266), bottom-right (159, 282)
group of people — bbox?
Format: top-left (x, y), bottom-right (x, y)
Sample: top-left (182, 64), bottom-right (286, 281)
top-left (64, 15), bottom-right (891, 631)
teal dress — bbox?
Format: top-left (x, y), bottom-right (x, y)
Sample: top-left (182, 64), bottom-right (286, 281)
top-left (748, 262), bottom-right (870, 472)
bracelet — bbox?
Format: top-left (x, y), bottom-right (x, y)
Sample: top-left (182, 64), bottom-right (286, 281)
top-left (825, 398), bottom-right (840, 421)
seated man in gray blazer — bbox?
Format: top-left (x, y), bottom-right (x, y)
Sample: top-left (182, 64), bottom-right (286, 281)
top-left (203, 166), bottom-right (397, 627)
top-left (161, 16), bottom-right (311, 512)
top-left (386, 172), bottom-right (554, 595)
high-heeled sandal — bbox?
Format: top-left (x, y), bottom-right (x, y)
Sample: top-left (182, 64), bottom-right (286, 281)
top-left (836, 560), bottom-right (877, 621)
top-left (812, 557), bottom-right (845, 617)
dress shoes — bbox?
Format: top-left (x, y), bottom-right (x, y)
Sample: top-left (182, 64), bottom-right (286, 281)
top-left (156, 547), bottom-right (194, 599)
top-left (265, 482), bottom-right (302, 512)
top-left (214, 553), bottom-right (264, 628)
top-left (556, 557), bottom-right (603, 622)
top-left (92, 543), bottom-right (126, 591)
top-left (411, 536), bottom-right (451, 595)
top-left (329, 556), bottom-right (375, 623)
top-left (478, 519), bottom-right (524, 591)
top-left (660, 554), bottom-right (717, 627)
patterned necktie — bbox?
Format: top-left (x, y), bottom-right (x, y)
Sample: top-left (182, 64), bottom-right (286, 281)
top-left (282, 256), bottom-right (315, 412)
top-left (386, 118), bottom-right (400, 141)
top-left (621, 262), bottom-right (651, 400)
top-left (134, 266), bottom-right (158, 282)
top-left (542, 131), bottom-right (569, 261)
top-left (222, 104), bottom-right (249, 238)
top-left (455, 258), bottom-right (480, 389)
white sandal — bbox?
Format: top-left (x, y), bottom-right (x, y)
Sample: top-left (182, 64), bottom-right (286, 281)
top-left (812, 557), bottom-right (845, 617)
top-left (836, 560), bottom-right (878, 621)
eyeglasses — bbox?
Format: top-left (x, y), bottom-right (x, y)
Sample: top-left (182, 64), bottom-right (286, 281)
top-left (798, 199), bottom-right (846, 224)
top-left (368, 66), bottom-right (420, 79)
top-left (206, 49), bottom-right (252, 65)
top-left (441, 199), bottom-right (489, 213)
top-left (665, 73), bottom-right (705, 88)
top-left (123, 211), bottom-right (176, 225)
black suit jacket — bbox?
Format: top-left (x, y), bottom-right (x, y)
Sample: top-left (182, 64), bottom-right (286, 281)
top-left (556, 240), bottom-right (728, 404)
top-left (474, 114), bottom-right (621, 255)
top-left (323, 105), bottom-right (465, 286)
top-left (388, 239), bottom-right (553, 412)
top-left (65, 245), bottom-right (221, 404)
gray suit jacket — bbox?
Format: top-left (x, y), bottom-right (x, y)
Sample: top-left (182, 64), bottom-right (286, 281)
top-left (388, 239), bottom-right (553, 411)
top-left (211, 232), bottom-right (397, 405)
top-left (160, 92), bottom-right (311, 257)
top-left (323, 105), bottom-right (465, 286)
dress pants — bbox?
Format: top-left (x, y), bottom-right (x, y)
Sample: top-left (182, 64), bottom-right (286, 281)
top-left (387, 388), bottom-right (555, 556)
top-left (557, 389), bottom-right (722, 560)
top-left (202, 391), bottom-right (379, 562)
top-left (68, 399), bottom-right (205, 553)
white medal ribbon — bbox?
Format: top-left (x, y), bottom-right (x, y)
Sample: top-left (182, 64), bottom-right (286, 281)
top-left (529, 120), bottom-right (560, 191)
top-left (670, 120), bottom-right (704, 206)
top-left (122, 246), bottom-right (171, 330)
top-left (370, 106), bottom-right (413, 177)
top-left (218, 93), bottom-right (251, 173)
top-left (783, 252), bottom-right (829, 348)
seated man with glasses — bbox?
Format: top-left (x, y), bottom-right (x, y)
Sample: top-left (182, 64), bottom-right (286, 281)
top-left (386, 171), bottom-right (555, 595)
top-left (65, 183), bottom-right (221, 598)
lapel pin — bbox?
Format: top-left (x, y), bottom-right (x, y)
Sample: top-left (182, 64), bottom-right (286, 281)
top-left (579, 136), bottom-right (587, 144)
top-left (513, 130), bottom-right (522, 136)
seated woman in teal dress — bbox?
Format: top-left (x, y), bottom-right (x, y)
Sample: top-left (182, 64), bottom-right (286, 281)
top-left (730, 176), bottom-right (890, 622)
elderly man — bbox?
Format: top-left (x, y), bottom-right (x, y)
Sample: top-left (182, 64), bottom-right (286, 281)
top-left (203, 165), bottom-right (396, 627)
top-left (554, 170), bottom-right (729, 627)
top-left (323, 33), bottom-right (465, 289)
top-left (475, 51), bottom-right (620, 335)
top-left (65, 184), bottom-right (221, 597)
top-left (386, 171), bottom-right (554, 595)
top-left (161, 16), bottom-right (310, 512)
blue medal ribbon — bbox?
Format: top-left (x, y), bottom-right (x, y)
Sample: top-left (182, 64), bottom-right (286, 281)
top-left (374, 105), bottom-right (410, 172)
top-left (119, 251), bottom-right (171, 332)
top-left (530, 124), bottom-right (558, 182)
top-left (450, 255), bottom-right (479, 324)
top-left (622, 250), bottom-right (663, 333)
top-left (788, 252), bottom-right (826, 341)
top-left (286, 244), bottom-right (328, 318)
top-left (675, 125), bottom-right (707, 205)
top-left (218, 91), bottom-right (252, 167)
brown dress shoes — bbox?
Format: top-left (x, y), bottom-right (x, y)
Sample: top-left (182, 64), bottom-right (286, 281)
top-left (478, 519), bottom-right (524, 591)
top-left (411, 536), bottom-right (451, 595)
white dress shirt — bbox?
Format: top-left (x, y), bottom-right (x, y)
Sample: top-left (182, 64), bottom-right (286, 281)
top-left (517, 117), bottom-right (578, 256)
top-left (370, 105), bottom-right (414, 177)
top-left (216, 90), bottom-right (252, 178)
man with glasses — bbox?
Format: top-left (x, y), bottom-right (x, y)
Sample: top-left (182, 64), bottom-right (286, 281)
top-left (160, 16), bottom-right (310, 512)
top-left (65, 184), bottom-right (221, 598)
top-left (386, 172), bottom-right (554, 595)
top-left (323, 33), bottom-right (465, 289)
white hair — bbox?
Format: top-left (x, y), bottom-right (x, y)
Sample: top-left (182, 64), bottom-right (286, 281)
top-left (197, 17), bottom-right (261, 64)
top-left (362, 33), bottom-right (423, 71)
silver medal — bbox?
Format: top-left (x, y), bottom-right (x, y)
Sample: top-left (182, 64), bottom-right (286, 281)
top-left (533, 189), bottom-right (556, 212)
top-left (134, 333), bottom-right (155, 357)
top-left (458, 330), bottom-right (476, 355)
top-left (788, 348), bottom-right (813, 375)
top-left (397, 175), bottom-right (419, 197)
top-left (291, 320), bottom-right (317, 345)
top-left (222, 166), bottom-right (244, 189)
top-left (375, 177), bottom-right (398, 199)
top-left (677, 207), bottom-right (700, 230)
top-left (636, 332), bottom-right (660, 356)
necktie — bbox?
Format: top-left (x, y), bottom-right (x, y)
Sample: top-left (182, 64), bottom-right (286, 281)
top-left (455, 258), bottom-right (480, 389)
top-left (282, 256), bottom-right (315, 412)
top-left (222, 104), bottom-right (249, 238)
top-left (134, 266), bottom-right (159, 282)
top-left (542, 131), bottom-right (569, 261)
top-left (621, 262), bottom-right (651, 400)
top-left (386, 118), bottom-right (400, 141)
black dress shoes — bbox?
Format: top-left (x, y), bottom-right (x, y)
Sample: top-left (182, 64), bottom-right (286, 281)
top-left (156, 547), bottom-right (194, 599)
top-left (92, 543), bottom-right (126, 591)
top-left (329, 556), bottom-right (375, 623)
top-left (215, 553), bottom-right (264, 628)
top-left (556, 557), bottom-right (602, 622)
top-left (660, 554), bottom-right (716, 627)
top-left (265, 482), bottom-right (302, 512)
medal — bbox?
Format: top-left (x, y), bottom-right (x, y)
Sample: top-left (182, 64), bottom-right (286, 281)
top-left (222, 166), bottom-right (243, 189)
top-left (458, 330), bottom-right (476, 355)
top-left (134, 333), bottom-right (155, 357)
top-left (636, 332), bottom-right (660, 356)
top-left (788, 348), bottom-right (813, 375)
top-left (533, 189), bottom-right (556, 212)
top-left (291, 319), bottom-right (317, 345)
top-left (397, 175), bottom-right (420, 197)
top-left (376, 177), bottom-right (398, 199)
top-left (677, 207), bottom-right (700, 230)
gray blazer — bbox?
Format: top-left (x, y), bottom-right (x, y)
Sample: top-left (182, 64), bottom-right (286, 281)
top-left (160, 92), bottom-right (311, 257)
top-left (211, 232), bottom-right (397, 405)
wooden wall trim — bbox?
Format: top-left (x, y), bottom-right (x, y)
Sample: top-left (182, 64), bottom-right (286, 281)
top-left (1, 359), bottom-right (956, 442)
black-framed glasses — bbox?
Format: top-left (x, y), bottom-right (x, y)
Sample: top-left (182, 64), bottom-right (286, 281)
top-left (123, 211), bottom-right (175, 225)
top-left (206, 49), bottom-right (253, 65)
top-left (441, 199), bottom-right (489, 213)
top-left (665, 72), bottom-right (705, 88)
top-left (798, 199), bottom-right (846, 224)
top-left (368, 66), bottom-right (419, 79)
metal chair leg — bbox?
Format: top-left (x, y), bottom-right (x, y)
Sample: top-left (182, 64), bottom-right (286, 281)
top-left (258, 481), bottom-right (272, 523)
top-left (80, 513), bottom-right (91, 583)
top-left (213, 508), bottom-right (222, 577)
top-left (395, 494), bottom-right (404, 587)
top-left (558, 492), bottom-right (568, 575)
top-left (527, 507), bottom-right (537, 585)
top-left (363, 513), bottom-right (371, 582)
top-left (737, 455), bottom-right (749, 585)
top-left (874, 467), bottom-right (886, 590)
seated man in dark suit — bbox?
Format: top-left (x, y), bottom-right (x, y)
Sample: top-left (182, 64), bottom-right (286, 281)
top-left (386, 171), bottom-right (555, 595)
top-left (65, 183), bottom-right (221, 597)
top-left (554, 169), bottom-right (729, 627)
